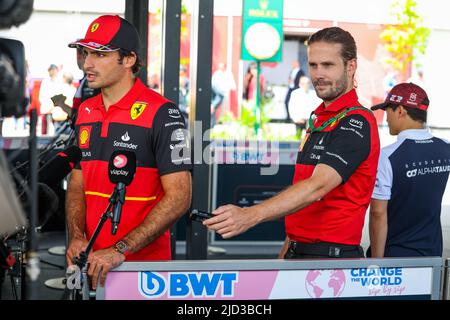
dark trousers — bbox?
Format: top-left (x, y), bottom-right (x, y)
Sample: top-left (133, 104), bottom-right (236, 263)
top-left (284, 241), bottom-right (365, 259)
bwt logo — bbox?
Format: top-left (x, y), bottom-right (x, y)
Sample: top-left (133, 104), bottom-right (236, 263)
top-left (138, 271), bottom-right (238, 299)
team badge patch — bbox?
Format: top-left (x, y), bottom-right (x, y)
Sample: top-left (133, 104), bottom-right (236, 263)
top-left (131, 102), bottom-right (147, 120)
top-left (91, 23), bottom-right (99, 33)
top-left (79, 126), bottom-right (92, 149)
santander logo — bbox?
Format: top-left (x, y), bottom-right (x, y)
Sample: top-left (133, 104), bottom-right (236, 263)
top-left (121, 132), bottom-right (131, 142)
top-left (113, 155), bottom-right (128, 168)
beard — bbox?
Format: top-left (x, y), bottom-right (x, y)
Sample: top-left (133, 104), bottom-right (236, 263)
top-left (313, 70), bottom-right (349, 103)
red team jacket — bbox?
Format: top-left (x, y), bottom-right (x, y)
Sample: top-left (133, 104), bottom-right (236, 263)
top-left (285, 89), bottom-right (380, 245)
top-left (75, 78), bottom-right (191, 260)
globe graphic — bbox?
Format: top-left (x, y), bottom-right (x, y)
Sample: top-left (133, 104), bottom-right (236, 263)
top-left (305, 270), bottom-right (346, 298)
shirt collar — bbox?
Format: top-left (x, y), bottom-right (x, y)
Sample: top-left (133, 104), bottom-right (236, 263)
top-left (397, 128), bottom-right (432, 142)
top-left (314, 89), bottom-right (360, 115)
top-left (94, 78), bottom-right (146, 110)
top-left (111, 78), bottom-right (146, 110)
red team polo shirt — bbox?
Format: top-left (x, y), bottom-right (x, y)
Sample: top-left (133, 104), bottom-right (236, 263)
top-left (75, 78), bottom-right (191, 260)
top-left (285, 89), bottom-right (380, 245)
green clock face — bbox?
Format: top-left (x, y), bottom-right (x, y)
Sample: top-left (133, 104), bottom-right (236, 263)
top-left (244, 22), bottom-right (281, 60)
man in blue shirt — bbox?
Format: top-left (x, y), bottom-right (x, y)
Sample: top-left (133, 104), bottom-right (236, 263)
top-left (368, 83), bottom-right (450, 257)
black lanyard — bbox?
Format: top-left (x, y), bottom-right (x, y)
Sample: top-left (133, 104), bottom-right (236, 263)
top-left (308, 106), bottom-right (372, 133)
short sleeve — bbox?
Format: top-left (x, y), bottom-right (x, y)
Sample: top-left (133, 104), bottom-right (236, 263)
top-left (319, 114), bottom-right (371, 182)
top-left (151, 103), bottom-right (192, 175)
top-left (371, 149), bottom-right (393, 200)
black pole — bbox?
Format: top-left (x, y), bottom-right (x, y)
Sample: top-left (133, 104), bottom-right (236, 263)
top-left (74, 203), bottom-right (113, 271)
top-left (161, 0), bottom-right (181, 101)
top-left (26, 109), bottom-right (39, 300)
top-left (186, 0), bottom-right (214, 260)
top-left (125, 0), bottom-right (149, 85)
top-left (161, 0), bottom-right (181, 260)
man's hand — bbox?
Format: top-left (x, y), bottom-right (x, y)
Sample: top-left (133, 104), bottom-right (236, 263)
top-left (87, 247), bottom-right (125, 290)
top-left (204, 164), bottom-right (342, 240)
top-left (66, 237), bottom-right (89, 267)
top-left (278, 236), bottom-right (290, 259)
top-left (203, 205), bottom-right (259, 239)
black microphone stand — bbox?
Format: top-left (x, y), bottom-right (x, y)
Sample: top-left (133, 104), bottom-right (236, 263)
top-left (111, 183), bottom-right (126, 235)
top-left (25, 109), bottom-right (39, 300)
top-left (68, 187), bottom-right (122, 300)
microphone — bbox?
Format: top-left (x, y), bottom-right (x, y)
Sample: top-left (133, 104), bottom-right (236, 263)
top-left (38, 145), bottom-right (82, 186)
top-left (108, 150), bottom-right (136, 235)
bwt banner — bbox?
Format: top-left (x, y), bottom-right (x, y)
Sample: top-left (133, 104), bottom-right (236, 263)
top-left (103, 267), bottom-right (433, 300)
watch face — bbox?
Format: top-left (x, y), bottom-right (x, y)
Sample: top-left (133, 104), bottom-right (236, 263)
top-left (116, 241), bottom-right (128, 253)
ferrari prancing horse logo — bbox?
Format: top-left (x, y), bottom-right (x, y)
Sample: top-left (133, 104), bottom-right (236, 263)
top-left (91, 23), bottom-right (100, 33)
top-left (131, 102), bottom-right (147, 120)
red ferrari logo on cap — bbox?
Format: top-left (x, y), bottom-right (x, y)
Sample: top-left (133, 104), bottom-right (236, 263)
top-left (91, 23), bottom-right (100, 33)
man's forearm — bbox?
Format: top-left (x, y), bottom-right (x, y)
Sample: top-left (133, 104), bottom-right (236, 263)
top-left (123, 191), bottom-right (190, 254)
top-left (66, 175), bottom-right (87, 241)
top-left (124, 173), bottom-right (191, 252)
top-left (206, 165), bottom-right (341, 239)
top-left (253, 179), bottom-right (322, 223)
top-left (252, 164), bottom-right (342, 224)
top-left (369, 212), bottom-right (387, 257)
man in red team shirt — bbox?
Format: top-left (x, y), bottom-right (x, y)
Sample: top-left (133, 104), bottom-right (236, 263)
top-left (205, 27), bottom-right (380, 259)
top-left (66, 15), bottom-right (192, 289)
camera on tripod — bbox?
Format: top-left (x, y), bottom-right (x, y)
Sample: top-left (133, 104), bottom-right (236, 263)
top-left (0, 0), bottom-right (34, 299)
top-left (0, 0), bottom-right (34, 235)
top-left (0, 0), bottom-right (34, 118)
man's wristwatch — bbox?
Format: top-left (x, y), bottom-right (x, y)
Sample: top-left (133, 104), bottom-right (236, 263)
top-left (114, 240), bottom-right (130, 257)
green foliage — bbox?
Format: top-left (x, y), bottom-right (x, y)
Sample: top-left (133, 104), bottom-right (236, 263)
top-left (380, 0), bottom-right (430, 74)
top-left (239, 103), bottom-right (270, 129)
top-left (211, 99), bottom-right (301, 141)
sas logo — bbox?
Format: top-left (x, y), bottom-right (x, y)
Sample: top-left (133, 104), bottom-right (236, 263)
top-left (91, 23), bottom-right (100, 33)
top-left (79, 126), bottom-right (92, 149)
top-left (138, 271), bottom-right (238, 299)
top-left (131, 102), bottom-right (147, 120)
